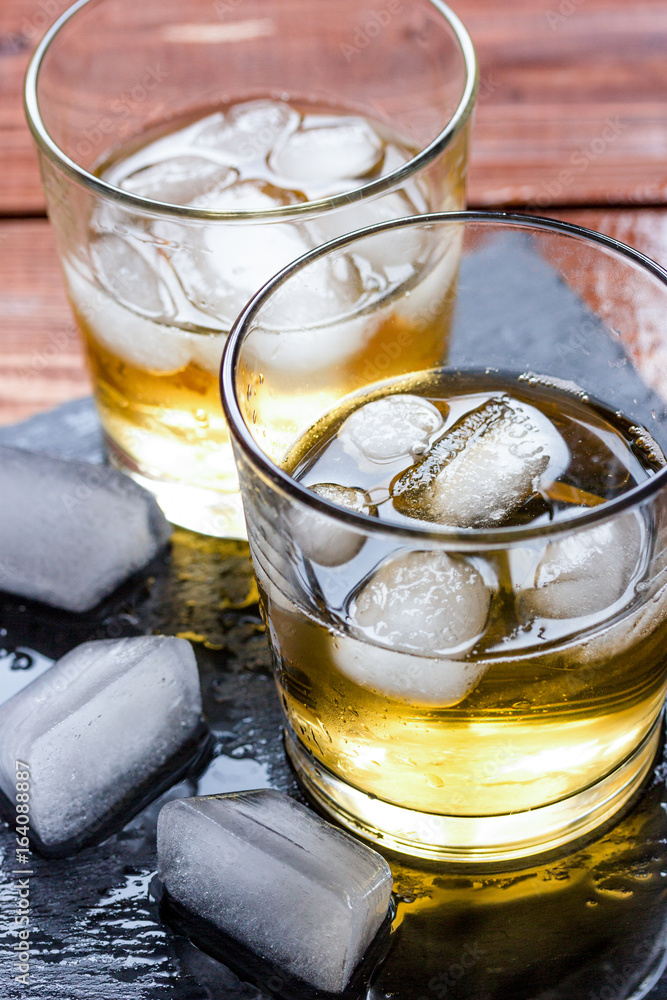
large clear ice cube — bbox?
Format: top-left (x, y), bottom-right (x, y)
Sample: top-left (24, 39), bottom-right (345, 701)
top-left (169, 181), bottom-right (311, 328)
top-left (334, 550), bottom-right (492, 705)
top-left (519, 511), bottom-right (645, 619)
top-left (393, 395), bottom-right (570, 528)
top-left (351, 550), bottom-right (491, 654)
top-left (194, 100), bottom-right (301, 165)
top-left (291, 483), bottom-right (374, 566)
top-left (157, 789), bottom-right (392, 994)
top-left (338, 394), bottom-right (444, 463)
top-left (270, 116), bottom-right (385, 184)
top-left (120, 155), bottom-right (239, 207)
top-left (0, 637), bottom-right (203, 853)
top-left (0, 445), bottom-right (171, 611)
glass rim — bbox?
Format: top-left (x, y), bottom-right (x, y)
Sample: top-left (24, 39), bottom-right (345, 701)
top-left (221, 210), bottom-right (667, 548)
top-left (23, 0), bottom-right (478, 223)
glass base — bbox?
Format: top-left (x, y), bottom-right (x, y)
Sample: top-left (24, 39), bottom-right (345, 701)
top-left (284, 714), bottom-right (663, 864)
top-left (108, 442), bottom-right (247, 539)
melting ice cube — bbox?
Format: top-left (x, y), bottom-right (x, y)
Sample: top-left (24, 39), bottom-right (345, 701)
top-left (291, 483), bottom-right (374, 566)
top-left (393, 395), bottom-right (570, 528)
top-left (185, 330), bottom-right (227, 376)
top-left (170, 180), bottom-right (312, 329)
top-left (519, 511), bottom-right (645, 619)
top-left (192, 178), bottom-right (306, 213)
top-left (339, 394), bottom-right (444, 464)
top-left (333, 550), bottom-right (492, 705)
top-left (307, 190), bottom-right (429, 291)
top-left (194, 100), bottom-right (301, 165)
top-left (270, 116), bottom-right (385, 183)
top-left (245, 495), bottom-right (299, 612)
top-left (331, 635), bottom-right (490, 707)
top-left (0, 445), bottom-right (171, 612)
top-left (91, 232), bottom-right (176, 322)
top-left (241, 251), bottom-right (375, 375)
top-left (120, 155), bottom-right (239, 207)
top-left (67, 260), bottom-right (194, 373)
top-left (227, 98), bottom-right (301, 137)
top-left (0, 637), bottom-right (204, 855)
top-left (311, 211), bottom-right (463, 339)
top-left (351, 550), bottom-right (490, 653)
top-left (157, 790), bottom-right (392, 994)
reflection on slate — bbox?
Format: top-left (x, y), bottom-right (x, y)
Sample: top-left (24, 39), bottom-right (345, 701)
top-left (2, 240), bottom-right (667, 998)
top-left (451, 233), bottom-right (667, 446)
top-left (373, 777), bottom-right (667, 1000)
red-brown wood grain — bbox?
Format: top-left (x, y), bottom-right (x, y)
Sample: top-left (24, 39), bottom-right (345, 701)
top-left (2, 0), bottom-right (667, 425)
top-left (0, 220), bottom-right (90, 424)
top-left (1, 0), bottom-right (667, 213)
top-left (1, 209), bottom-right (667, 425)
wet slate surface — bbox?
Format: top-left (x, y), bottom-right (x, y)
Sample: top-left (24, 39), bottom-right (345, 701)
top-left (2, 234), bottom-right (667, 998)
top-left (2, 495), bottom-right (667, 1000)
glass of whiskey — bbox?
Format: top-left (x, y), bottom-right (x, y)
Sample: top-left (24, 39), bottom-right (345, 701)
top-left (24, 0), bottom-right (477, 538)
top-left (222, 213), bottom-right (667, 863)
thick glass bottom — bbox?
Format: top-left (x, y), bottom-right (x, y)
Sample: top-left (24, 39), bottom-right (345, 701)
top-left (107, 437), bottom-right (246, 539)
top-left (285, 713), bottom-right (663, 864)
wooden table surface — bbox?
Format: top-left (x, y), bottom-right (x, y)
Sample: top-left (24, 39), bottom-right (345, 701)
top-left (1, 0), bottom-right (667, 426)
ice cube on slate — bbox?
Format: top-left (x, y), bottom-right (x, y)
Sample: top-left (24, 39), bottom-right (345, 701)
top-left (519, 511), bottom-right (645, 619)
top-left (339, 395), bottom-right (444, 463)
top-left (393, 395), bottom-right (570, 528)
top-left (0, 445), bottom-right (171, 611)
top-left (291, 483), bottom-right (374, 566)
top-left (157, 790), bottom-right (393, 994)
top-left (335, 550), bottom-right (491, 705)
top-left (0, 637), bottom-right (203, 854)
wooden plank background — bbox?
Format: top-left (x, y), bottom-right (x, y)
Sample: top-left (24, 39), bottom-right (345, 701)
top-left (1, 0), bottom-right (667, 424)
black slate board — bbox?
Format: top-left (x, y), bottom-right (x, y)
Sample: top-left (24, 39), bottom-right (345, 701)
top-left (2, 233), bottom-right (667, 1000)
top-left (450, 231), bottom-right (667, 444)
